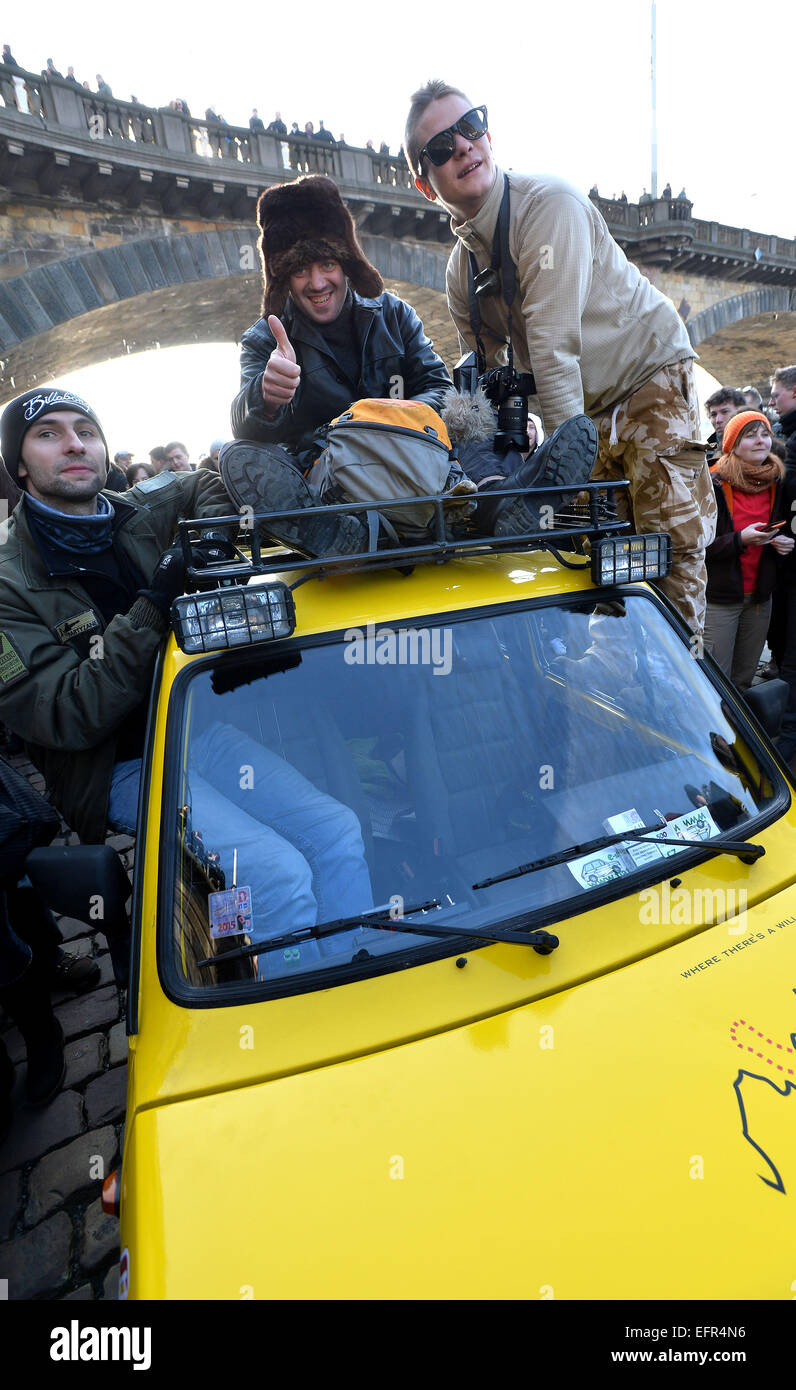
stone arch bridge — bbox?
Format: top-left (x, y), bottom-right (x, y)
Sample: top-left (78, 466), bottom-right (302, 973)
top-left (1, 66), bottom-right (795, 401)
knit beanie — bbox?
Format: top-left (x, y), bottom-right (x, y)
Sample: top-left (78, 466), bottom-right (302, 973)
top-left (720, 410), bottom-right (771, 458)
top-left (0, 386), bottom-right (109, 483)
top-left (257, 175), bottom-right (383, 318)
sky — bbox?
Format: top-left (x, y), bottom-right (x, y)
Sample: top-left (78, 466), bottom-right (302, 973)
top-left (4, 0), bottom-right (792, 452)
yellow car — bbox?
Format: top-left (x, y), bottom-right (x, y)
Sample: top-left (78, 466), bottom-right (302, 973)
top-left (97, 503), bottom-right (795, 1300)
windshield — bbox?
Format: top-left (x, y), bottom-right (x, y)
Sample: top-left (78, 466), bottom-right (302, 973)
top-left (164, 594), bottom-right (781, 995)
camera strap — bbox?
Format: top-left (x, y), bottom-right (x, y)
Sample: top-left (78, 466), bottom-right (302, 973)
top-left (467, 176), bottom-right (517, 374)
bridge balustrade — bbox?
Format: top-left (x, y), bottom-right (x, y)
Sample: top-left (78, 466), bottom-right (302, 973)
top-left (1, 66), bottom-right (795, 278)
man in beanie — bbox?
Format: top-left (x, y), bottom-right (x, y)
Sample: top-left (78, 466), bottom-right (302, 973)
top-left (0, 386), bottom-right (233, 845)
top-left (0, 387), bottom-right (374, 960)
top-left (406, 82), bottom-right (718, 634)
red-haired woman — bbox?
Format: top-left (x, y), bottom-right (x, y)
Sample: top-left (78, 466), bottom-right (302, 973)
top-left (704, 411), bottom-right (793, 689)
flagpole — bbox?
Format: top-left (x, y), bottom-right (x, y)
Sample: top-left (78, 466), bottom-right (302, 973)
top-left (651, 0), bottom-right (658, 198)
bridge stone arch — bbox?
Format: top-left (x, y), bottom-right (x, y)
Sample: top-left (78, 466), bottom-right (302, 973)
top-left (687, 287), bottom-right (795, 348)
top-left (0, 229), bottom-right (455, 402)
top-left (686, 287), bottom-right (796, 385)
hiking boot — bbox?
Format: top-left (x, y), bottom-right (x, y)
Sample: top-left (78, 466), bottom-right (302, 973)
top-left (49, 950), bottom-right (101, 995)
top-left (220, 441), bottom-right (369, 557)
top-left (484, 414), bottom-right (598, 536)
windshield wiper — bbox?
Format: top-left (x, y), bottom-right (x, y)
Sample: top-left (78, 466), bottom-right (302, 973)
top-left (197, 898), bottom-right (559, 967)
top-left (473, 820), bottom-right (765, 890)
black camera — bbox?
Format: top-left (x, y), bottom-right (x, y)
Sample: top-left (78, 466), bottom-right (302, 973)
top-left (453, 352), bottom-right (534, 454)
top-left (480, 365), bottom-right (535, 453)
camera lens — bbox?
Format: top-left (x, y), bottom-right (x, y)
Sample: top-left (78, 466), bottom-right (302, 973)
top-left (495, 394), bottom-right (530, 453)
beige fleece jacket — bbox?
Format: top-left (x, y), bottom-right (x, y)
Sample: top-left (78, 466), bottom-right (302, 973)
top-left (446, 168), bottom-right (694, 432)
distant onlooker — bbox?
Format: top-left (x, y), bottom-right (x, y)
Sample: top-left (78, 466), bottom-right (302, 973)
top-left (704, 412), bottom-right (792, 691)
top-left (96, 74), bottom-right (112, 97)
top-left (379, 140), bottom-right (390, 156)
top-left (316, 120), bottom-right (335, 143)
top-left (149, 445), bottom-right (169, 474)
top-left (0, 44), bottom-right (19, 107)
top-left (677, 187), bottom-right (688, 200)
top-left (249, 108), bottom-right (265, 133)
top-left (164, 440), bottom-right (193, 472)
top-left (65, 65), bottom-right (79, 84)
top-left (743, 386), bottom-right (763, 411)
top-left (266, 111), bottom-right (287, 136)
top-left (289, 121), bottom-right (299, 135)
top-left (113, 449), bottom-right (133, 474)
top-left (209, 438), bottom-right (225, 469)
top-left (705, 387), bottom-right (746, 463)
top-left (769, 366), bottom-right (796, 472)
top-left (126, 461), bottom-right (153, 486)
top-left (588, 183), bottom-right (599, 198)
top-left (639, 187), bottom-right (652, 204)
top-left (304, 121), bottom-right (314, 137)
top-left (662, 181), bottom-right (672, 199)
top-left (42, 58), bottom-right (62, 78)
top-left (618, 190), bottom-right (627, 202)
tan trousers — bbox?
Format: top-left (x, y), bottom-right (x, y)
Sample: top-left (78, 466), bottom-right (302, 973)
top-left (590, 360), bottom-right (718, 635)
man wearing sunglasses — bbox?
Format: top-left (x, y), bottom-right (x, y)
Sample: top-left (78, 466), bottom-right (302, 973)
top-left (406, 82), bottom-right (717, 636)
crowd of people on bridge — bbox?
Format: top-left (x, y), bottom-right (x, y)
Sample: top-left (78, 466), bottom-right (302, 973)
top-left (1, 78), bottom-right (795, 1136)
top-left (1, 41), bottom-right (400, 155)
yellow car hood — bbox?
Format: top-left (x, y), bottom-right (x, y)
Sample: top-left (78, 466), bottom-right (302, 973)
top-left (123, 898), bottom-right (796, 1300)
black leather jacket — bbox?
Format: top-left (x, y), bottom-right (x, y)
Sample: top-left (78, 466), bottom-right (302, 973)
top-left (230, 291), bottom-right (451, 470)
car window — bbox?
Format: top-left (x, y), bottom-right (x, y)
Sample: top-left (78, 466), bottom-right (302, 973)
top-left (164, 595), bottom-right (782, 996)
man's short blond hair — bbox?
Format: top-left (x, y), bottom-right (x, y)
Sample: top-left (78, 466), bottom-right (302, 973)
top-left (405, 79), bottom-right (470, 176)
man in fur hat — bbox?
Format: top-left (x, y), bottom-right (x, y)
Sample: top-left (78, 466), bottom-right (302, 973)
top-left (224, 174), bottom-right (596, 555)
top-left (224, 174), bottom-right (452, 553)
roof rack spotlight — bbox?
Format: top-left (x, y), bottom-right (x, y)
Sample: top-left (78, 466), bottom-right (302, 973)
top-left (591, 533), bottom-right (672, 587)
top-left (171, 583), bottom-right (296, 654)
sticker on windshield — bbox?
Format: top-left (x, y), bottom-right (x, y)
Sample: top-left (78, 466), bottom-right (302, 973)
top-left (567, 805), bottom-right (721, 890)
top-left (209, 885), bottom-right (253, 939)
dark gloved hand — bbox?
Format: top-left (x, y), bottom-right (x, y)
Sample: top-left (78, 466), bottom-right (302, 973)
top-left (192, 532), bottom-right (238, 566)
top-left (140, 544), bottom-right (189, 617)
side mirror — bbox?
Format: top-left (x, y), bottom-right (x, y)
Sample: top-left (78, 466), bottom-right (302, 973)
top-left (25, 844), bottom-right (132, 987)
top-left (742, 678), bottom-right (788, 739)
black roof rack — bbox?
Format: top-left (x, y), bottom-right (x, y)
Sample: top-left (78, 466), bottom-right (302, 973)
top-left (176, 480), bottom-right (631, 588)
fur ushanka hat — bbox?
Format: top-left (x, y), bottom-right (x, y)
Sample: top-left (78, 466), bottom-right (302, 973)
top-left (256, 175), bottom-right (384, 317)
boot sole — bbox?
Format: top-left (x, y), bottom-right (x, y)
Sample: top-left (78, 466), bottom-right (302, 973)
top-left (220, 441), bottom-right (367, 557)
top-left (533, 414), bottom-right (598, 490)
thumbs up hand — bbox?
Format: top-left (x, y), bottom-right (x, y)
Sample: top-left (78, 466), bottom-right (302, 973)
top-left (261, 314), bottom-right (301, 412)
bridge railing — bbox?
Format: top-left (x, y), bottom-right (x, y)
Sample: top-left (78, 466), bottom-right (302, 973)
top-left (1, 68), bottom-right (795, 265)
top-left (0, 63), bottom-right (416, 191)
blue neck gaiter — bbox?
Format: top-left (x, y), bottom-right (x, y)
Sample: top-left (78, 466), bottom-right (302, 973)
top-left (24, 492), bottom-right (116, 553)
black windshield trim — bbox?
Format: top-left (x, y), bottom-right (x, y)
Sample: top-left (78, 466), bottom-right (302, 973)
top-left (155, 587), bottom-right (790, 1010)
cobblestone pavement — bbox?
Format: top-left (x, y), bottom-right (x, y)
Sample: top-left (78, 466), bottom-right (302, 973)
top-left (0, 752), bottom-right (132, 1301)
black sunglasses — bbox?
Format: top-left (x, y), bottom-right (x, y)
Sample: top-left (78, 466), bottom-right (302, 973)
top-left (417, 105), bottom-right (488, 172)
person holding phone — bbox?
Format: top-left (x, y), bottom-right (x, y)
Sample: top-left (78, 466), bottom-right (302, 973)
top-left (704, 411), bottom-right (793, 688)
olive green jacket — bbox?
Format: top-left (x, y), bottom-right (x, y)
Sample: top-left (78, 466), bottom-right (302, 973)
top-left (0, 469), bottom-right (233, 843)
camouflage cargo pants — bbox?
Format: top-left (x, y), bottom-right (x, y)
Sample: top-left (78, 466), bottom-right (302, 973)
top-left (590, 358), bottom-right (717, 635)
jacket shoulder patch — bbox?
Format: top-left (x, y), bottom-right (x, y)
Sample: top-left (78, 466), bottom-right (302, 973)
top-left (54, 610), bottom-right (100, 643)
top-left (133, 473), bottom-right (176, 493)
top-left (0, 631), bottom-right (29, 687)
